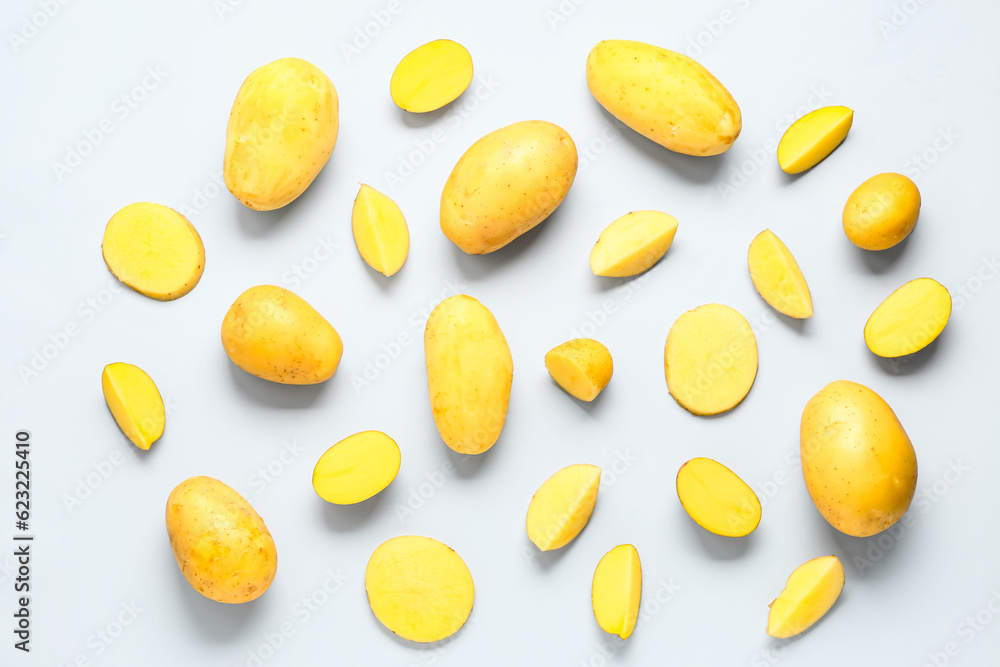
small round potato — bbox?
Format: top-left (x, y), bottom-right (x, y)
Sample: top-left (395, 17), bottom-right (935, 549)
top-left (843, 173), bottom-right (920, 250)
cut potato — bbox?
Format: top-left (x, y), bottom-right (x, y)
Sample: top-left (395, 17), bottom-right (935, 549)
top-left (592, 544), bottom-right (642, 639)
top-left (843, 173), bottom-right (920, 251)
top-left (777, 106), bottom-right (853, 174)
top-left (664, 304), bottom-right (758, 416)
top-left (526, 464), bottom-right (601, 551)
top-left (676, 458), bottom-right (761, 537)
top-left (102, 202), bottom-right (205, 301)
top-left (747, 229), bottom-right (813, 319)
top-left (102, 362), bottom-right (164, 450)
top-left (365, 535), bottom-right (474, 643)
top-left (390, 39), bottom-right (473, 113)
top-left (544, 338), bottom-right (613, 402)
top-left (312, 431), bottom-right (401, 504)
top-left (590, 211), bottom-right (678, 277)
top-left (864, 278), bottom-right (951, 358)
top-left (767, 555), bottom-right (845, 638)
top-left (352, 184), bottom-right (409, 276)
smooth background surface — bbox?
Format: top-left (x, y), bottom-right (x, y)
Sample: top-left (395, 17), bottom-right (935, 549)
top-left (2, 1), bottom-right (999, 665)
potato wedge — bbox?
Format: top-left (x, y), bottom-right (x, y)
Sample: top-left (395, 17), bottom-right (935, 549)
top-left (777, 106), bottom-right (853, 174)
top-left (352, 184), bottom-right (409, 276)
top-left (864, 278), bottom-right (951, 357)
top-left (545, 338), bottom-right (612, 402)
top-left (312, 431), bottom-right (401, 504)
top-left (592, 544), bottom-right (642, 639)
top-left (767, 556), bottom-right (844, 638)
top-left (526, 464), bottom-right (601, 551)
top-left (747, 229), bottom-right (813, 319)
top-left (590, 211), bottom-right (678, 277)
top-left (390, 39), bottom-right (473, 113)
top-left (676, 457), bottom-right (761, 537)
top-left (102, 362), bottom-right (164, 450)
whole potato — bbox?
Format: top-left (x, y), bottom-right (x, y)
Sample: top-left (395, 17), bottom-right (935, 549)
top-left (842, 173), bottom-right (920, 250)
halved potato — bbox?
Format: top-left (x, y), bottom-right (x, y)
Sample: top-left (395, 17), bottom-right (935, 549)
top-left (590, 211), bottom-right (678, 277)
top-left (747, 229), bottom-right (813, 319)
top-left (767, 555), bottom-right (845, 638)
top-left (312, 431), bottom-right (401, 504)
top-left (390, 39), bottom-right (473, 113)
top-left (352, 184), bottom-right (409, 276)
top-left (864, 278), bottom-right (951, 357)
top-left (592, 544), bottom-right (642, 639)
top-left (544, 338), bottom-right (613, 402)
top-left (526, 464), bottom-right (601, 551)
top-left (676, 457), bottom-right (761, 537)
top-left (777, 106), bottom-right (853, 174)
top-left (102, 362), bottom-right (164, 450)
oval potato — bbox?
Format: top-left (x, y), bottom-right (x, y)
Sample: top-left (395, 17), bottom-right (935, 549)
top-left (843, 173), bottom-right (920, 251)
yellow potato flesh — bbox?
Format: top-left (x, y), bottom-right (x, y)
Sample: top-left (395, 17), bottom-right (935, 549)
top-left (864, 278), bottom-right (951, 357)
top-left (590, 210), bottom-right (678, 277)
top-left (390, 39), bottom-right (473, 113)
top-left (544, 338), bottom-right (613, 402)
top-left (365, 535), bottom-right (474, 643)
top-left (801, 380), bottom-right (917, 537)
top-left (312, 431), bottom-right (401, 504)
top-left (526, 464), bottom-right (601, 551)
top-left (101, 362), bottom-right (164, 450)
top-left (221, 285), bottom-right (343, 385)
top-left (352, 184), bottom-right (409, 276)
top-left (747, 229), bottom-right (813, 319)
top-left (767, 556), bottom-right (844, 638)
top-left (101, 202), bottom-right (205, 301)
top-left (664, 304), bottom-right (758, 416)
top-left (843, 173), bottom-right (920, 250)
top-left (676, 458), bottom-right (761, 537)
top-left (425, 295), bottom-right (512, 454)
top-left (777, 106), bottom-right (853, 174)
top-left (592, 544), bottom-right (642, 640)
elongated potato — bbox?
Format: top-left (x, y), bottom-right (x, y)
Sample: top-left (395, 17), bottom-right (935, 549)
top-left (102, 362), bottom-right (164, 450)
top-left (843, 173), bottom-right (920, 250)
top-left (425, 295), bottom-right (512, 454)
top-left (312, 431), bottom-right (401, 504)
top-left (592, 544), bottom-right (642, 640)
top-left (526, 464), bottom-right (601, 551)
top-left (590, 211), bottom-right (678, 277)
top-left (864, 278), bottom-right (951, 357)
top-left (777, 106), bottom-right (853, 174)
top-left (390, 39), bottom-right (473, 112)
top-left (545, 338), bottom-right (613, 402)
top-left (676, 458), bottom-right (761, 537)
top-left (747, 229), bottom-right (813, 319)
top-left (352, 184), bottom-right (409, 276)
top-left (767, 556), bottom-right (844, 638)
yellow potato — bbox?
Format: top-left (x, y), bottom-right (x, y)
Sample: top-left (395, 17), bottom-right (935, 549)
top-left (843, 173), bottom-right (920, 250)
top-left (365, 535), bottom-right (474, 643)
top-left (352, 184), bottom-right (409, 276)
top-left (777, 106), bottom-right (854, 174)
top-left (441, 120), bottom-right (578, 254)
top-left (102, 202), bottom-right (204, 301)
top-left (767, 556), bottom-right (844, 638)
top-left (664, 304), bottom-right (758, 416)
top-left (586, 40), bottom-right (741, 156)
top-left (425, 295), bottom-right (512, 454)
top-left (676, 457), bottom-right (761, 537)
top-left (801, 380), bottom-right (917, 537)
top-left (101, 362), bottom-right (164, 450)
top-left (864, 278), bottom-right (951, 357)
top-left (312, 431), bottom-right (401, 504)
top-left (390, 39), bottom-right (473, 113)
top-left (592, 544), bottom-right (642, 640)
top-left (166, 476), bottom-right (277, 604)
top-left (544, 338), bottom-right (613, 402)
top-left (747, 229), bottom-right (813, 319)
top-left (590, 210), bottom-right (678, 277)
top-left (526, 464), bottom-right (601, 551)
top-left (221, 285), bottom-right (343, 385)
top-left (224, 57), bottom-right (339, 211)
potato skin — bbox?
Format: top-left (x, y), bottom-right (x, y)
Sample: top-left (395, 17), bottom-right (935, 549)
top-left (165, 476), bottom-right (277, 604)
top-left (800, 381), bottom-right (917, 537)
top-left (440, 120), bottom-right (577, 254)
top-left (842, 173), bottom-right (920, 250)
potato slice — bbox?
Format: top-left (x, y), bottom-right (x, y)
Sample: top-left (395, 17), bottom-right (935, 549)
top-left (676, 458), bottom-right (761, 537)
top-left (365, 535), bottom-right (474, 642)
top-left (767, 556), bottom-right (845, 638)
top-left (390, 40), bottom-right (473, 113)
top-left (352, 184), bottom-right (409, 276)
top-left (747, 229), bottom-right (813, 319)
top-left (592, 544), bottom-right (642, 639)
top-left (312, 431), bottom-right (401, 504)
top-left (102, 362), bottom-right (164, 450)
top-left (526, 464), bottom-right (601, 551)
top-left (864, 278), bottom-right (951, 357)
top-left (664, 304), bottom-right (758, 416)
top-left (102, 202), bottom-right (205, 301)
top-left (590, 211), bottom-right (678, 277)
top-left (777, 106), bottom-right (853, 174)
top-left (544, 338), bottom-right (613, 401)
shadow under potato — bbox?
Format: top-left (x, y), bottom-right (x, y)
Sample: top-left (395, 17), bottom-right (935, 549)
top-left (870, 329), bottom-right (945, 376)
top-left (685, 515), bottom-right (755, 560)
top-left (225, 361), bottom-right (330, 409)
top-left (232, 156), bottom-right (338, 238)
top-left (167, 550), bottom-right (269, 640)
top-left (319, 490), bottom-right (392, 533)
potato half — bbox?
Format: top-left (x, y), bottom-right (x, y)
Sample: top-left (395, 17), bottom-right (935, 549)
top-left (767, 556), bottom-right (844, 638)
top-left (676, 457), bottom-right (761, 537)
top-left (526, 464), bottom-right (601, 551)
top-left (592, 544), bottom-right (642, 639)
top-left (864, 278), bottom-right (951, 357)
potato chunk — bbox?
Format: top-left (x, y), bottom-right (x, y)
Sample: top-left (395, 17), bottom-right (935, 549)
top-left (676, 457), bottom-right (761, 537)
top-left (747, 229), bottom-right (813, 319)
top-left (544, 338), bottom-right (613, 401)
top-left (101, 362), bottom-right (164, 450)
top-left (352, 184), bottom-right (409, 276)
top-left (592, 544), bottom-right (642, 639)
top-left (526, 464), bottom-right (601, 551)
top-left (390, 39), bottom-right (473, 113)
top-left (312, 431), bottom-right (400, 504)
top-left (767, 556), bottom-right (845, 638)
top-left (777, 106), bottom-right (853, 174)
top-left (590, 211), bottom-right (678, 277)
top-left (864, 278), bottom-right (951, 357)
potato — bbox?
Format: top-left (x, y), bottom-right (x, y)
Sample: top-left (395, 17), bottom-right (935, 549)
top-left (747, 229), bottom-right (813, 319)
top-left (425, 295), bottom-right (512, 454)
top-left (441, 120), bottom-right (578, 254)
top-left (767, 556), bottom-right (844, 638)
top-left (526, 464), bottom-right (600, 551)
top-left (312, 431), bottom-right (400, 504)
top-left (777, 106), bottom-right (853, 174)
top-left (864, 277), bottom-right (951, 357)
top-left (664, 304), bottom-right (758, 416)
top-left (586, 40), bottom-right (741, 156)
top-left (102, 202), bottom-right (204, 301)
top-left (365, 535), bottom-right (474, 643)
top-left (544, 338), bottom-right (613, 402)
top-left (352, 184), bottom-right (409, 276)
top-left (843, 173), bottom-right (920, 250)
top-left (224, 57), bottom-right (338, 211)
top-left (165, 476), bottom-right (277, 604)
top-left (101, 362), bottom-right (164, 450)
top-left (801, 380), bottom-right (917, 537)
top-left (390, 39), bottom-right (473, 113)
top-left (676, 457), bottom-right (761, 537)
top-left (590, 210), bottom-right (678, 277)
top-left (221, 285), bottom-right (343, 385)
top-left (592, 544), bottom-right (642, 640)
